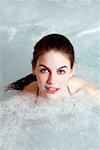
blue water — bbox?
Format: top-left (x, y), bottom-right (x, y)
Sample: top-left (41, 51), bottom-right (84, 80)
top-left (0, 0), bottom-right (100, 149)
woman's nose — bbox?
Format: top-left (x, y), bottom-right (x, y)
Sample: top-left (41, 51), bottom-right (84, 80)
top-left (47, 73), bottom-right (56, 84)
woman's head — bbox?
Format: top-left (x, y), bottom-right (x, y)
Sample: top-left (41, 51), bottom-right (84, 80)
top-left (32, 34), bottom-right (75, 69)
top-left (32, 34), bottom-right (75, 99)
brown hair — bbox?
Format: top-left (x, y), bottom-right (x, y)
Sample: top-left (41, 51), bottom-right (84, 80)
top-left (32, 34), bottom-right (75, 69)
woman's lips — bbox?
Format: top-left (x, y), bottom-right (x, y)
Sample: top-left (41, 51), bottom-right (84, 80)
top-left (45, 87), bottom-right (60, 94)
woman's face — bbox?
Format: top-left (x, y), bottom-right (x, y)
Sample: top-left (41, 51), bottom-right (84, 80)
top-left (33, 51), bottom-right (74, 99)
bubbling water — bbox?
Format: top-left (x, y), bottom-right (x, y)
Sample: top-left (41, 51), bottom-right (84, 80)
top-left (0, 92), bottom-right (100, 150)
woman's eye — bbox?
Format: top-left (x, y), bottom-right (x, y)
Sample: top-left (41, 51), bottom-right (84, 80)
top-left (57, 70), bottom-right (65, 75)
top-left (40, 68), bottom-right (48, 73)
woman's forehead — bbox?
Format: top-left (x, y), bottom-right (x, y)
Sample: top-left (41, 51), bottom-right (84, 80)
top-left (38, 50), bottom-right (69, 59)
top-left (36, 51), bottom-right (71, 67)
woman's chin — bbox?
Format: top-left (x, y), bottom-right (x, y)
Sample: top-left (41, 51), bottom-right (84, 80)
top-left (43, 92), bottom-right (61, 100)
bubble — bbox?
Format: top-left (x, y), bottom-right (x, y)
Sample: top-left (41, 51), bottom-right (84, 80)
top-left (0, 92), bottom-right (100, 149)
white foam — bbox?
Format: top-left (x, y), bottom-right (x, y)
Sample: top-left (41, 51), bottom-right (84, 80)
top-left (0, 92), bottom-right (100, 149)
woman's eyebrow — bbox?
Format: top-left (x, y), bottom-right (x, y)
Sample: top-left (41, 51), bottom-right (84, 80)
top-left (57, 66), bottom-right (68, 70)
top-left (39, 64), bottom-right (49, 69)
top-left (39, 64), bottom-right (68, 70)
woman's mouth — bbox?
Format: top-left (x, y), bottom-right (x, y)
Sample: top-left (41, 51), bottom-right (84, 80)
top-left (45, 86), bottom-right (60, 94)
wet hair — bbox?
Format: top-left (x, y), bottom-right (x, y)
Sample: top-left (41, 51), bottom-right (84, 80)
top-left (32, 34), bottom-right (74, 69)
top-left (6, 33), bottom-right (75, 91)
top-left (5, 74), bottom-right (37, 91)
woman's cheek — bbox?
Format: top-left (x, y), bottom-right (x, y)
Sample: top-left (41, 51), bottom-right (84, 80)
top-left (37, 74), bottom-right (47, 84)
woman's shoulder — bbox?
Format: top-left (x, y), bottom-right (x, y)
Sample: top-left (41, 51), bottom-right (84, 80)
top-left (69, 75), bottom-right (100, 96)
top-left (23, 81), bottom-right (38, 94)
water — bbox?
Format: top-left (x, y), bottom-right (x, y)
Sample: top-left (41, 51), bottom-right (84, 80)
top-left (0, 0), bottom-right (100, 149)
top-left (0, 92), bottom-right (100, 150)
top-left (0, 0), bottom-right (100, 90)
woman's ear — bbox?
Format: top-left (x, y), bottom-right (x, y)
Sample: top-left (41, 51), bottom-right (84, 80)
top-left (70, 63), bottom-right (76, 77)
top-left (32, 63), bottom-right (36, 75)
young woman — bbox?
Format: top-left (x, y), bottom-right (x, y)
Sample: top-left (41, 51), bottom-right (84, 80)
top-left (6, 34), bottom-right (100, 99)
